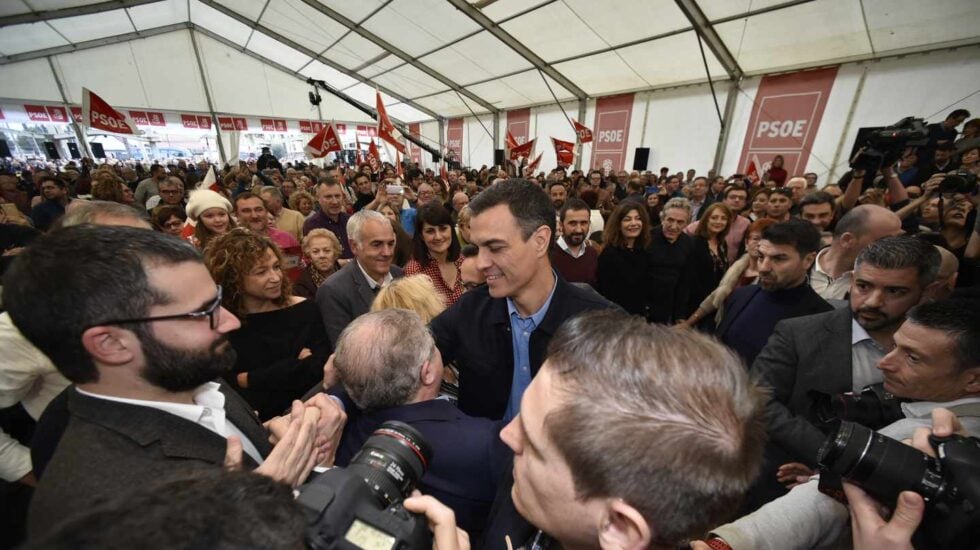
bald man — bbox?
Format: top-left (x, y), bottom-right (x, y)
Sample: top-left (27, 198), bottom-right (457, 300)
top-left (928, 245), bottom-right (959, 301)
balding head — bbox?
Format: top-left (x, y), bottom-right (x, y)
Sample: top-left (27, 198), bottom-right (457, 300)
top-left (785, 177), bottom-right (807, 203)
top-left (928, 245), bottom-right (960, 301)
top-left (833, 204), bottom-right (902, 261)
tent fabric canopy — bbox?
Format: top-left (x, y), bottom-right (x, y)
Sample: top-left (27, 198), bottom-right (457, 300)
top-left (0, 0), bottom-right (978, 124)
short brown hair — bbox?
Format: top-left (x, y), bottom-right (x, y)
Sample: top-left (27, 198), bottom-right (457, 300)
top-left (544, 310), bottom-right (766, 546)
top-left (203, 228), bottom-right (291, 320)
top-left (603, 201), bottom-right (650, 249)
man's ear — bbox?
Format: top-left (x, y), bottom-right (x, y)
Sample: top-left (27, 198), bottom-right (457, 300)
top-left (961, 367), bottom-right (980, 395)
top-left (419, 359), bottom-right (438, 386)
top-left (532, 225), bottom-right (552, 257)
top-left (81, 326), bottom-right (136, 366)
top-left (598, 499), bottom-right (653, 550)
top-left (801, 251), bottom-right (817, 271)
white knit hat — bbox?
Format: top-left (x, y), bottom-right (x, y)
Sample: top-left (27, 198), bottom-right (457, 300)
top-left (185, 189), bottom-right (232, 222)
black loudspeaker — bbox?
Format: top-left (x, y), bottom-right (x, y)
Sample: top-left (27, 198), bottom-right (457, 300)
top-left (0, 139), bottom-right (11, 158)
top-left (44, 141), bottom-right (60, 160)
top-left (67, 142), bottom-right (81, 159)
top-left (91, 142), bottom-right (106, 159)
top-left (633, 147), bottom-right (650, 170)
top-left (494, 148), bottom-right (504, 166)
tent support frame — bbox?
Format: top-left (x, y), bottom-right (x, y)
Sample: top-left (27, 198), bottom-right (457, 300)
top-left (46, 56), bottom-right (92, 159)
top-left (189, 29), bottom-right (227, 166)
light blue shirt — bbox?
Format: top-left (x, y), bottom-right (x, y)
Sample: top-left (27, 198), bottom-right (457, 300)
top-left (504, 273), bottom-right (558, 421)
top-left (400, 207), bottom-right (417, 236)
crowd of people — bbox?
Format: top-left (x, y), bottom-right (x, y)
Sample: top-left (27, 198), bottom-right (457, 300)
top-left (0, 109), bottom-right (978, 549)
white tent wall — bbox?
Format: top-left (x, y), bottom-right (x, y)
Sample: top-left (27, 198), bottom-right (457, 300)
top-left (53, 32), bottom-right (208, 111)
top-left (631, 85), bottom-right (723, 175)
top-left (0, 58), bottom-right (61, 103)
top-left (720, 45), bottom-right (980, 182)
top-left (529, 101), bottom-right (580, 172)
top-left (419, 120), bottom-right (441, 170)
top-left (462, 115), bottom-right (494, 169)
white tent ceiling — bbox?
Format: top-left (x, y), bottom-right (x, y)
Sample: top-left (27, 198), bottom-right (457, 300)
top-left (0, 0), bottom-right (978, 124)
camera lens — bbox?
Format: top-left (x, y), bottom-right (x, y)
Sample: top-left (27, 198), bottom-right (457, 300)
top-left (347, 421), bottom-right (434, 507)
top-left (818, 421), bottom-right (947, 505)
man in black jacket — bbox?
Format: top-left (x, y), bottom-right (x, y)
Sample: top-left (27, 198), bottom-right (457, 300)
top-left (430, 179), bottom-right (617, 421)
top-left (715, 219), bottom-right (833, 366)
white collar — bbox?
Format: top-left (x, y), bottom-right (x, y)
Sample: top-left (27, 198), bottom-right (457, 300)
top-left (901, 396), bottom-right (980, 419)
top-left (814, 248), bottom-right (852, 279)
top-left (356, 260), bottom-right (393, 290)
top-left (851, 317), bottom-right (874, 346)
top-left (76, 382), bottom-right (227, 429)
top-left (556, 236), bottom-right (586, 258)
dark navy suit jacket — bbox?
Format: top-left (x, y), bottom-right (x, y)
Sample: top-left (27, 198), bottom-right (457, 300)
top-left (332, 391), bottom-right (507, 535)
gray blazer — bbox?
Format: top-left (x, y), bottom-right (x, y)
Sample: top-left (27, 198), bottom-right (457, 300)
top-left (28, 385), bottom-right (271, 537)
top-left (315, 260), bottom-right (404, 348)
top-left (750, 306), bottom-right (853, 465)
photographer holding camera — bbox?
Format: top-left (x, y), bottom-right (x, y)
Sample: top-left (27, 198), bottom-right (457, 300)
top-left (702, 299), bottom-right (980, 549)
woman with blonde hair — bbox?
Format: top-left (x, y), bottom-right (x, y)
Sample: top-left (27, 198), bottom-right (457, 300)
top-left (370, 274), bottom-right (446, 323)
top-left (294, 228), bottom-right (342, 299)
top-left (288, 190), bottom-right (315, 218)
top-left (204, 228), bottom-right (328, 420)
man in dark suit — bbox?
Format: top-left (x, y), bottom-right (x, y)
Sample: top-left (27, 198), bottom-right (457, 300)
top-left (747, 236), bottom-right (940, 508)
top-left (325, 309), bottom-right (505, 535)
top-left (316, 209), bottom-right (404, 347)
top-left (2, 226), bottom-right (344, 538)
top-left (715, 220), bottom-right (832, 366)
top-left (430, 180), bottom-right (618, 421)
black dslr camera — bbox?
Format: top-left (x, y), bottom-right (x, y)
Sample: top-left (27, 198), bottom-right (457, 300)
top-left (297, 421), bottom-right (434, 550)
top-left (810, 383), bottom-right (906, 431)
top-left (850, 117), bottom-right (930, 173)
top-left (817, 421), bottom-right (980, 549)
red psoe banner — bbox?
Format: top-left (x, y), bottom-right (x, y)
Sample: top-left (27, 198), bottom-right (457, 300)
top-left (129, 111), bottom-right (149, 126)
top-left (572, 119), bottom-right (593, 143)
top-left (299, 120), bottom-right (313, 133)
top-left (261, 119), bottom-right (275, 131)
top-left (197, 116), bottom-right (211, 129)
top-left (218, 117), bottom-right (235, 131)
top-left (233, 117), bottom-right (248, 131)
top-left (507, 108), bottom-right (530, 147)
top-left (70, 107), bottom-right (82, 123)
top-left (25, 105), bottom-right (50, 121)
top-left (46, 106), bottom-right (68, 123)
top-left (82, 88), bottom-right (139, 134)
top-left (304, 123), bottom-right (343, 158)
top-left (274, 120), bottom-right (287, 132)
top-left (736, 67), bottom-right (838, 178)
top-left (147, 112), bottom-right (165, 126)
top-left (446, 118), bottom-right (464, 162)
top-left (181, 114), bottom-right (199, 129)
top-left (591, 93), bottom-right (634, 173)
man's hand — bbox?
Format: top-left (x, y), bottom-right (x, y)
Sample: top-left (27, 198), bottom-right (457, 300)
top-left (304, 392), bottom-right (347, 467)
top-left (909, 407), bottom-right (968, 458)
top-left (843, 483), bottom-right (924, 550)
top-left (403, 492), bottom-right (470, 550)
top-left (255, 400), bottom-right (320, 487)
top-left (776, 462), bottom-right (815, 489)
top-left (298, 347), bottom-right (313, 360)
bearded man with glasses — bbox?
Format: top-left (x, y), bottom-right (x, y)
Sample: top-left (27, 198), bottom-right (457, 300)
top-left (3, 226), bottom-right (346, 538)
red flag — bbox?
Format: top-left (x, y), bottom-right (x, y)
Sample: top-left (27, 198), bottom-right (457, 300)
top-left (82, 88), bottom-right (140, 134)
top-left (396, 151), bottom-right (404, 180)
top-left (440, 162), bottom-right (449, 183)
top-left (526, 152), bottom-right (543, 174)
top-left (304, 122), bottom-right (343, 158)
top-left (572, 119), bottom-right (593, 143)
top-left (509, 138), bottom-right (535, 161)
top-left (746, 159), bottom-right (760, 183)
top-left (506, 130), bottom-right (519, 150)
top-left (376, 91), bottom-right (406, 154)
top-left (366, 141), bottom-right (382, 173)
top-left (355, 136), bottom-right (365, 165)
top-left (552, 137), bottom-right (575, 167)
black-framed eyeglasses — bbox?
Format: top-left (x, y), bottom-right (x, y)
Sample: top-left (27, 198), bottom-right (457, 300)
top-left (87, 286), bottom-right (223, 331)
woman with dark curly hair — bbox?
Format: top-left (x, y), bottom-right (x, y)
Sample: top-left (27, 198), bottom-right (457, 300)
top-left (597, 202), bottom-right (652, 318)
top-left (203, 228), bottom-right (328, 420)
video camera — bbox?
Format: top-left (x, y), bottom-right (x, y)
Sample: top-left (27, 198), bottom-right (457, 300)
top-left (818, 421), bottom-right (980, 549)
top-left (938, 171), bottom-right (978, 195)
top-left (810, 383), bottom-right (906, 432)
top-left (850, 117), bottom-right (930, 173)
top-left (297, 421), bottom-right (434, 550)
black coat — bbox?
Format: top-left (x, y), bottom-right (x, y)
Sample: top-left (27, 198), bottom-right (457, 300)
top-left (431, 274), bottom-right (618, 420)
top-left (685, 236), bottom-right (727, 319)
top-left (647, 229), bottom-right (694, 324)
top-left (596, 245), bottom-right (651, 317)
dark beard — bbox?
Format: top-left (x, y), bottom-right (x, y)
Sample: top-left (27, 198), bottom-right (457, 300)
top-left (139, 332), bottom-right (237, 392)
